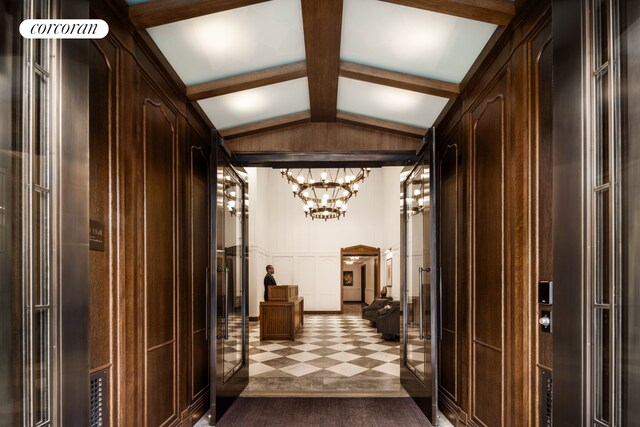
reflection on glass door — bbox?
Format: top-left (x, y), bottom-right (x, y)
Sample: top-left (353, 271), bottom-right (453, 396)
top-left (222, 170), bottom-right (243, 381)
top-left (212, 155), bottom-right (248, 425)
top-left (405, 164), bottom-right (429, 382)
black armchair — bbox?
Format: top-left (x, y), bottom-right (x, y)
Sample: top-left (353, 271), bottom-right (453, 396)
top-left (376, 301), bottom-right (400, 340)
top-left (362, 297), bottom-right (392, 326)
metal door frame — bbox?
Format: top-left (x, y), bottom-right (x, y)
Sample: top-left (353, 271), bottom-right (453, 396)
top-left (208, 139), bottom-right (249, 426)
top-left (400, 129), bottom-right (439, 424)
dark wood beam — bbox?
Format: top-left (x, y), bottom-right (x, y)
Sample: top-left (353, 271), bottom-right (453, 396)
top-left (231, 152), bottom-right (417, 167)
top-left (220, 111), bottom-right (311, 139)
top-left (129, 0), bottom-right (269, 29)
top-left (187, 62), bottom-right (307, 101)
top-left (379, 0), bottom-right (515, 26)
top-left (336, 111), bottom-right (427, 138)
top-left (225, 121), bottom-right (422, 152)
top-left (301, 0), bottom-right (343, 121)
top-left (339, 61), bottom-right (460, 99)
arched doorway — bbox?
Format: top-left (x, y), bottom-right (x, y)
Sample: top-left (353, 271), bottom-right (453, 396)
top-left (340, 245), bottom-right (381, 313)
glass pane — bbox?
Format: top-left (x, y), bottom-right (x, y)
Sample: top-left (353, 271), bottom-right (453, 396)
top-left (223, 169), bottom-right (243, 380)
top-left (595, 189), bottom-right (610, 305)
top-left (595, 69), bottom-right (610, 185)
top-left (594, 308), bottom-right (611, 423)
top-left (593, 0), bottom-right (609, 69)
top-left (619, 0), bottom-right (640, 423)
top-left (404, 164), bottom-right (429, 383)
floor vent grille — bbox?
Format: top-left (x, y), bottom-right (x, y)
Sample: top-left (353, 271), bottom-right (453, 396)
top-left (540, 369), bottom-right (552, 427)
top-left (90, 369), bottom-right (108, 427)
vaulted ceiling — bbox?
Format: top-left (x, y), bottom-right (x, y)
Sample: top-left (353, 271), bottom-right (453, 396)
top-left (125, 0), bottom-right (514, 159)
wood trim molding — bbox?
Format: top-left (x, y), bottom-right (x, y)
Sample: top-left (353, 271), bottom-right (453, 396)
top-left (187, 62), bottom-right (307, 100)
top-left (224, 122), bottom-right (421, 153)
top-left (219, 111), bottom-right (311, 139)
top-left (336, 111), bottom-right (427, 138)
top-left (301, 0), bottom-right (343, 121)
top-left (340, 61), bottom-right (460, 98)
top-left (379, 0), bottom-right (515, 26)
top-left (129, 0), bottom-right (269, 29)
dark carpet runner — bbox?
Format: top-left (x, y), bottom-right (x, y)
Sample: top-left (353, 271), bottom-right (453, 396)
top-left (216, 397), bottom-right (431, 426)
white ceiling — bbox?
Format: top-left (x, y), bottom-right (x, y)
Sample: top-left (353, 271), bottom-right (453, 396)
top-left (337, 77), bottom-right (449, 128)
top-left (133, 0), bottom-right (499, 133)
top-left (198, 77), bottom-right (310, 130)
top-left (146, 0), bottom-right (306, 84)
top-left (341, 0), bottom-right (497, 83)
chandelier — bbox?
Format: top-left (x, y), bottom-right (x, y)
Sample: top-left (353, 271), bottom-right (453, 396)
top-left (402, 169), bottom-right (430, 216)
top-left (281, 168), bottom-right (371, 220)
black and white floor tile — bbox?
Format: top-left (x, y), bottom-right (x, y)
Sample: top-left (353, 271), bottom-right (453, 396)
top-left (243, 311), bottom-right (406, 396)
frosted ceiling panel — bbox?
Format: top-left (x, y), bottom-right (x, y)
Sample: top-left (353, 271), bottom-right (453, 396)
top-left (198, 77), bottom-right (310, 130)
top-left (147, 0), bottom-right (305, 85)
top-left (341, 0), bottom-right (497, 83)
top-left (337, 77), bottom-right (448, 128)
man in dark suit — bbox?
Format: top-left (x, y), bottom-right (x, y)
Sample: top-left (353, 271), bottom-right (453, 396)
top-left (263, 264), bottom-right (277, 301)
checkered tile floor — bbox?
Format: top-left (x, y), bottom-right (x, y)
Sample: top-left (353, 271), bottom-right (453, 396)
top-left (243, 311), bottom-right (406, 396)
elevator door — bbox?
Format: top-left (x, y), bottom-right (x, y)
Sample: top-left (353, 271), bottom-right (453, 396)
top-left (400, 134), bottom-right (438, 424)
top-left (210, 156), bottom-right (248, 425)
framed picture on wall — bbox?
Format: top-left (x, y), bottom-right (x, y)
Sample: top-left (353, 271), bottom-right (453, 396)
top-left (386, 258), bottom-right (392, 287)
top-left (343, 271), bottom-right (353, 286)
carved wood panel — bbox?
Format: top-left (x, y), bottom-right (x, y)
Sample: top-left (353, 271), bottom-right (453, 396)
top-left (141, 77), bottom-right (178, 427)
top-left (471, 78), bottom-right (506, 427)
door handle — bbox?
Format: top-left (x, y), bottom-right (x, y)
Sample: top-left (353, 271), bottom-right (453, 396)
top-left (418, 267), bottom-right (427, 340)
top-left (224, 267), bottom-right (229, 340)
top-left (205, 267), bottom-right (210, 341)
top-left (418, 267), bottom-right (430, 340)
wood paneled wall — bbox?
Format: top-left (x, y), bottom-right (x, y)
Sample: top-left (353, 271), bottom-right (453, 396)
top-left (88, 1), bottom-right (211, 425)
top-left (435, 2), bottom-right (552, 426)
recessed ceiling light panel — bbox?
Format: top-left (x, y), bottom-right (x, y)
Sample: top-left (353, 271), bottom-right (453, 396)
top-left (198, 77), bottom-right (310, 130)
top-left (341, 0), bottom-right (497, 83)
top-left (147, 0), bottom-right (306, 85)
top-left (337, 77), bottom-right (448, 128)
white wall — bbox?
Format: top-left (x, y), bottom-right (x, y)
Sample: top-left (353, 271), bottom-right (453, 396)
top-left (247, 167), bottom-right (403, 314)
top-left (364, 257), bottom-right (375, 304)
top-left (381, 167), bottom-right (403, 299)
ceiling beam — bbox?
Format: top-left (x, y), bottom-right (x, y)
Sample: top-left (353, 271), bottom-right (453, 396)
top-left (225, 121), bottom-right (422, 153)
top-left (220, 111), bottom-right (311, 139)
top-left (187, 62), bottom-right (307, 101)
top-left (379, 0), bottom-right (515, 26)
top-left (339, 61), bottom-right (460, 99)
top-left (336, 111), bottom-right (427, 138)
top-left (231, 152), bottom-right (417, 167)
top-left (301, 0), bottom-right (343, 121)
top-left (129, 0), bottom-right (269, 29)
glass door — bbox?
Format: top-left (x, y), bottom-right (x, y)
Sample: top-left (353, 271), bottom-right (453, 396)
top-left (400, 131), bottom-right (438, 424)
top-left (210, 150), bottom-right (248, 425)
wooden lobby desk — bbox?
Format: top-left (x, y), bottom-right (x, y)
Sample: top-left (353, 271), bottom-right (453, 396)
top-left (260, 285), bottom-right (304, 341)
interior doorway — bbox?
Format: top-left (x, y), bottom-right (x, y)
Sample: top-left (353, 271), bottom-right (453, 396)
top-left (340, 245), bottom-right (381, 312)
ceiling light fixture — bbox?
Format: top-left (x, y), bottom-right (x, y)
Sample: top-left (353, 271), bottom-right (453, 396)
top-left (281, 167), bottom-right (371, 220)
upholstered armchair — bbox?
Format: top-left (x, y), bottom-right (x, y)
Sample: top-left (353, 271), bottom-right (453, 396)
top-left (376, 300), bottom-right (400, 340)
top-left (362, 297), bottom-right (392, 326)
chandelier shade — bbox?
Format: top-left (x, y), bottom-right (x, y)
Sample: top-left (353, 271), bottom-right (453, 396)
top-left (281, 168), bottom-right (371, 220)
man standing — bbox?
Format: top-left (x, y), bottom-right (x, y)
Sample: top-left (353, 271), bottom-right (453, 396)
top-left (263, 264), bottom-right (277, 301)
